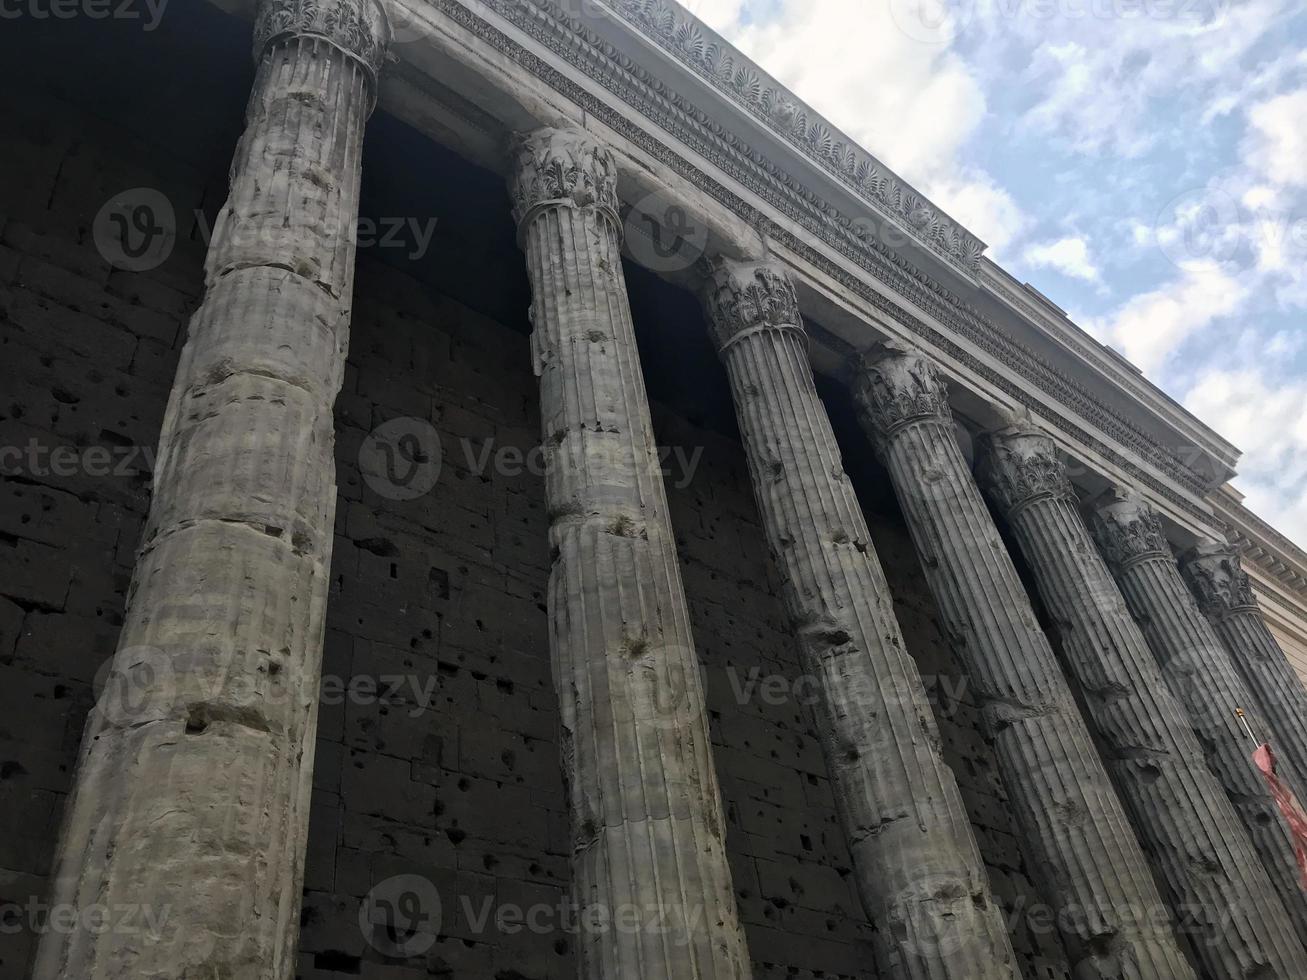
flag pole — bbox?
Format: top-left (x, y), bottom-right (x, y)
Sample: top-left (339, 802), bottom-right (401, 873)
top-left (1235, 707), bottom-right (1259, 746)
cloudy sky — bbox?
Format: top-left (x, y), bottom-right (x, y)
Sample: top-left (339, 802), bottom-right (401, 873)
top-left (679, 0), bottom-right (1307, 546)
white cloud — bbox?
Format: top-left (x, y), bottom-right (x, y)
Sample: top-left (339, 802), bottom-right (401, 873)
top-left (1083, 261), bottom-right (1247, 376)
top-left (681, 0), bottom-right (746, 32)
top-left (1022, 235), bottom-right (1102, 282)
top-left (1185, 368), bottom-right (1307, 547)
top-left (724, 0), bottom-right (989, 185)
top-left (1245, 89), bottom-right (1307, 188)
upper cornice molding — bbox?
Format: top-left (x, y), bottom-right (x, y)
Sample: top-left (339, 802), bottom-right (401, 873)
top-left (582, 0), bottom-right (987, 276)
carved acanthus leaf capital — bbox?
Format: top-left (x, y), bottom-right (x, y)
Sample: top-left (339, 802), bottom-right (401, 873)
top-left (701, 257), bottom-right (804, 353)
top-left (1180, 540), bottom-right (1257, 619)
top-left (509, 126), bottom-right (622, 232)
top-left (852, 341), bottom-right (952, 439)
top-left (976, 412), bottom-right (1073, 516)
top-left (1088, 486), bottom-right (1171, 569)
top-left (254, 0), bottom-right (390, 81)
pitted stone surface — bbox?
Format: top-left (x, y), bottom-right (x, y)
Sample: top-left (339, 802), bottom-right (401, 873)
top-left (979, 418), bottom-right (1307, 980)
top-left (511, 126), bottom-right (752, 979)
top-left (1090, 488), bottom-right (1307, 941)
top-left (853, 344), bottom-right (1197, 980)
top-left (30, 5), bottom-right (386, 978)
top-left (703, 257), bottom-right (1017, 980)
top-left (1181, 540), bottom-right (1307, 794)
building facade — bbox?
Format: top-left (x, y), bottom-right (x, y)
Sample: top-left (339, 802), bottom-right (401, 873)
top-left (3, 1), bottom-right (1307, 978)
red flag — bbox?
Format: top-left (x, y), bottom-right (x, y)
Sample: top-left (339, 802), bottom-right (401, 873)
top-left (1254, 742), bottom-right (1307, 890)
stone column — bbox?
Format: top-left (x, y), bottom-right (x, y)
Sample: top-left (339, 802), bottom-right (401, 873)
top-left (701, 258), bottom-right (1016, 980)
top-left (978, 419), bottom-right (1307, 979)
top-left (852, 343), bottom-right (1196, 980)
top-left (509, 127), bottom-right (751, 980)
top-left (33, 3), bottom-right (388, 978)
top-left (1090, 489), bottom-right (1307, 939)
top-left (1181, 541), bottom-right (1307, 790)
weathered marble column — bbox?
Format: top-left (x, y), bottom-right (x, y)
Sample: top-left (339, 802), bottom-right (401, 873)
top-left (978, 418), bottom-right (1307, 979)
top-left (1090, 489), bottom-right (1307, 939)
top-left (701, 258), bottom-right (1016, 980)
top-left (1181, 541), bottom-right (1307, 790)
top-left (33, 3), bottom-right (388, 978)
top-left (509, 127), bottom-right (751, 979)
top-left (852, 343), bottom-right (1196, 980)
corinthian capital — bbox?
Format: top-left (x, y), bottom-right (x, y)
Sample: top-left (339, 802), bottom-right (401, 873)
top-left (1087, 486), bottom-right (1171, 569)
top-left (975, 411), bottom-right (1073, 517)
top-left (853, 341), bottom-right (952, 438)
top-left (509, 127), bottom-right (622, 232)
top-left (254, 0), bottom-right (390, 80)
top-left (700, 257), bottom-right (804, 353)
top-left (1180, 540), bottom-right (1258, 619)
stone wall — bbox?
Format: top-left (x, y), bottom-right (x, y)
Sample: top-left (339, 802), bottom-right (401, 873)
top-left (0, 8), bottom-right (1071, 979)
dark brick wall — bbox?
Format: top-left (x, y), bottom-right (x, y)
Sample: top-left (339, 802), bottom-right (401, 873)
top-left (0, 7), bottom-right (1072, 980)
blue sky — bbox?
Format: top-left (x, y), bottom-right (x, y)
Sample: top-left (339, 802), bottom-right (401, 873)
top-left (683, 0), bottom-right (1307, 546)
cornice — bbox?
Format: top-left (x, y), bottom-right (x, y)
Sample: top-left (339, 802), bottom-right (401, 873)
top-left (400, 0), bottom-right (1224, 529)
top-left (586, 0), bottom-right (986, 276)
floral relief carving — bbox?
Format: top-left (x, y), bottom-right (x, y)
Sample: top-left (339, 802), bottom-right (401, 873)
top-left (1088, 487), bottom-right (1172, 570)
top-left (1181, 542), bottom-right (1258, 619)
top-left (701, 258), bottom-right (804, 351)
top-left (854, 343), bottom-right (952, 437)
top-left (254, 0), bottom-right (389, 78)
top-left (976, 418), bottom-right (1074, 516)
top-left (508, 127), bottom-right (622, 230)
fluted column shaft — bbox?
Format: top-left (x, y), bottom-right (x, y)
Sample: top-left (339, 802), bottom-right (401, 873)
top-left (979, 424), bottom-right (1307, 979)
top-left (34, 3), bottom-right (388, 978)
top-left (1182, 542), bottom-right (1307, 792)
top-left (1090, 490), bottom-right (1307, 940)
top-left (702, 259), bottom-right (1016, 980)
top-left (510, 128), bottom-right (750, 980)
top-left (852, 344), bottom-right (1196, 980)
